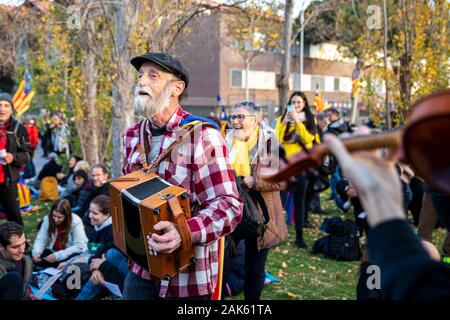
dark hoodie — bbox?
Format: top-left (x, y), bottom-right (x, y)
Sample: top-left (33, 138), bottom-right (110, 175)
top-left (72, 179), bottom-right (94, 215)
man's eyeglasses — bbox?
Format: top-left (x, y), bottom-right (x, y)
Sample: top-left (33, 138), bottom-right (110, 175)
top-left (230, 114), bottom-right (256, 121)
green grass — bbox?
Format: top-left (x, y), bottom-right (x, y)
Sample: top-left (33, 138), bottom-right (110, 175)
top-left (231, 191), bottom-right (447, 300)
top-left (2, 191), bottom-right (447, 300)
top-left (21, 201), bottom-right (52, 250)
top-left (229, 193), bottom-right (360, 300)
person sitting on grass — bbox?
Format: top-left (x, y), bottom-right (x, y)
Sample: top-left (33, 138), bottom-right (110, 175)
top-left (80, 164), bottom-right (110, 237)
top-left (55, 195), bottom-right (128, 300)
top-left (0, 222), bottom-right (33, 300)
top-left (32, 198), bottom-right (88, 269)
top-left (56, 154), bottom-right (81, 193)
top-left (58, 195), bottom-right (114, 267)
top-left (64, 169), bottom-right (94, 216)
top-left (59, 159), bottom-right (89, 198)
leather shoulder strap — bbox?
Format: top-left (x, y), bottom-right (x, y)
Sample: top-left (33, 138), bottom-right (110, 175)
top-left (148, 121), bottom-right (214, 169)
top-left (138, 119), bottom-right (150, 156)
top-left (136, 121), bottom-right (215, 172)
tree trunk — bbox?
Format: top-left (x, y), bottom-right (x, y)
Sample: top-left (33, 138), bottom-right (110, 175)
top-left (82, 48), bottom-right (100, 166)
top-left (277, 0), bottom-right (293, 115)
top-left (398, 0), bottom-right (413, 123)
top-left (111, 0), bottom-right (137, 177)
top-left (78, 16), bottom-right (100, 167)
top-left (382, 0), bottom-right (391, 129)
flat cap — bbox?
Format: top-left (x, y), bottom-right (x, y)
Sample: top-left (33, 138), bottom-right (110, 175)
top-left (130, 53), bottom-right (189, 88)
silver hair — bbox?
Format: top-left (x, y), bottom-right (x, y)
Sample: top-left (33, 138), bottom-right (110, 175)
top-left (232, 100), bottom-right (261, 114)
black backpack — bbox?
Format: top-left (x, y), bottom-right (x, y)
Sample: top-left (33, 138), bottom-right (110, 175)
top-left (232, 175), bottom-right (269, 241)
top-left (312, 217), bottom-right (362, 261)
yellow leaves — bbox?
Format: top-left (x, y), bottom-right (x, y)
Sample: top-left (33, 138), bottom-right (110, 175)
top-left (270, 33), bottom-right (279, 40)
top-left (182, 27), bottom-right (192, 34)
top-left (251, 40), bottom-right (262, 48)
top-left (287, 292), bottom-right (303, 299)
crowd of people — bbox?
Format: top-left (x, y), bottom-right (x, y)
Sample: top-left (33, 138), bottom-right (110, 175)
top-left (0, 52), bottom-right (449, 301)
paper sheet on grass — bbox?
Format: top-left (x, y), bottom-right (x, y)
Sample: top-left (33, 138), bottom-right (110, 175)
top-left (33, 270), bottom-right (63, 299)
top-left (43, 267), bottom-right (61, 276)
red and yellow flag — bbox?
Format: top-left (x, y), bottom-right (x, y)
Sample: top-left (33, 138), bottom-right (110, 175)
top-left (13, 70), bottom-right (35, 118)
top-left (211, 236), bottom-right (225, 300)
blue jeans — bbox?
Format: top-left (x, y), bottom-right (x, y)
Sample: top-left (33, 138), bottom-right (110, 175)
top-left (122, 271), bottom-right (211, 300)
top-left (123, 270), bottom-right (159, 300)
top-left (75, 248), bottom-right (128, 300)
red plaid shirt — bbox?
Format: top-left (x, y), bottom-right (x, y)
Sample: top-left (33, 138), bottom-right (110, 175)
top-left (122, 106), bottom-right (243, 297)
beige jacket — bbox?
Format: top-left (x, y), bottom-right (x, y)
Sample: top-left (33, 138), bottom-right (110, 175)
top-left (226, 122), bottom-right (288, 249)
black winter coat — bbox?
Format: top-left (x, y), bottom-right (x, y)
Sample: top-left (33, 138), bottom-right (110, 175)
top-left (1, 117), bottom-right (32, 187)
top-left (327, 118), bottom-right (353, 136)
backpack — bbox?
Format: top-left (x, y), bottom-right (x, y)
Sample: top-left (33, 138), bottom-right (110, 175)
top-left (312, 216), bottom-right (361, 261)
top-left (39, 176), bottom-right (59, 201)
top-left (232, 175), bottom-right (269, 242)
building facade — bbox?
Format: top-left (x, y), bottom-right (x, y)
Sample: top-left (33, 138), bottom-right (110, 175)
top-left (174, 10), bottom-right (359, 121)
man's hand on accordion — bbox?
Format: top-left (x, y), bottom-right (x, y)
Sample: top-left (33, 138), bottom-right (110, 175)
top-left (147, 221), bottom-right (182, 255)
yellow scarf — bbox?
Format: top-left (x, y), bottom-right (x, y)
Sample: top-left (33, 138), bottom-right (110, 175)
top-left (230, 126), bottom-right (259, 177)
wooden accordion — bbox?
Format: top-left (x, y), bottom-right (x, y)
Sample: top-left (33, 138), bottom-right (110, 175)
top-left (109, 170), bottom-right (196, 280)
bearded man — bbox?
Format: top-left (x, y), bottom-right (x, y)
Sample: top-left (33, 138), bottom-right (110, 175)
top-left (121, 53), bottom-right (243, 300)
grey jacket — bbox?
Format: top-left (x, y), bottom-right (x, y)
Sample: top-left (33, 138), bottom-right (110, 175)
top-left (0, 253), bottom-right (33, 297)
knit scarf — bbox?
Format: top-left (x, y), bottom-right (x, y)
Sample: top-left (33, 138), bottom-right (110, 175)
top-left (229, 125), bottom-right (259, 177)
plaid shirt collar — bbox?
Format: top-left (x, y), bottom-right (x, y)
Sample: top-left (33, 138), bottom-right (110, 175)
top-left (147, 105), bottom-right (188, 133)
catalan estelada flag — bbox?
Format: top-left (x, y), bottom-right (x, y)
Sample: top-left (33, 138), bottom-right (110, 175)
top-left (13, 69), bottom-right (35, 118)
top-left (314, 81), bottom-right (326, 113)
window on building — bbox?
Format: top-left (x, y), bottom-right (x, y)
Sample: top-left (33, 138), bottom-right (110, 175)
top-left (304, 44), bottom-right (310, 57)
top-left (230, 70), bottom-right (242, 88)
top-left (311, 76), bottom-right (325, 91)
top-left (334, 78), bottom-right (340, 91)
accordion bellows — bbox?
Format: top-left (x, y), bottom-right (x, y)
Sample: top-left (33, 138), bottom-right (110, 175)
top-left (109, 170), bottom-right (195, 280)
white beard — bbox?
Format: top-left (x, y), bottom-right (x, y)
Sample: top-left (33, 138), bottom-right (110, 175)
top-left (134, 83), bottom-right (172, 119)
